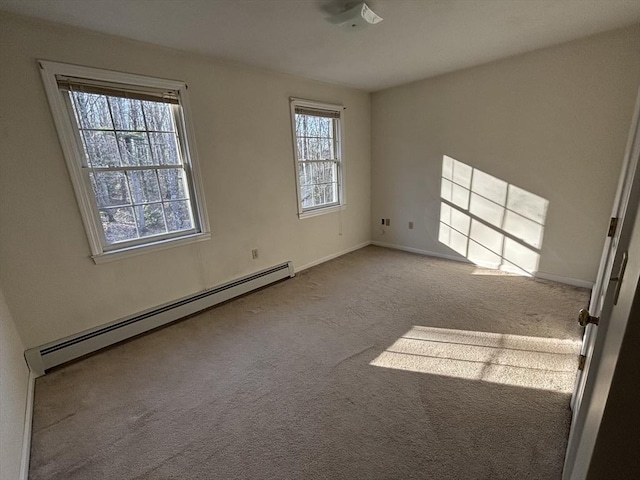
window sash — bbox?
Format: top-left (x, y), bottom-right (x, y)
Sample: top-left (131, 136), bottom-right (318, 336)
top-left (84, 168), bottom-right (193, 206)
top-left (290, 100), bottom-right (344, 215)
top-left (62, 85), bottom-right (200, 250)
top-left (297, 158), bottom-right (340, 209)
top-left (293, 108), bottom-right (342, 212)
top-left (66, 88), bottom-right (182, 167)
top-left (39, 61), bottom-right (210, 261)
top-left (299, 186), bottom-right (340, 210)
top-left (102, 226), bottom-right (199, 252)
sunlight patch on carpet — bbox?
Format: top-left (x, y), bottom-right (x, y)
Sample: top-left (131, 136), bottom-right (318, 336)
top-left (471, 266), bottom-right (521, 276)
top-left (370, 326), bottom-right (581, 392)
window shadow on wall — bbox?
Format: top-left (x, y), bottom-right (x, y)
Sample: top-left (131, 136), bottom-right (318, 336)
top-left (439, 155), bottom-right (549, 276)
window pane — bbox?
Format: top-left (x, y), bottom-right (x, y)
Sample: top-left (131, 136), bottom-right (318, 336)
top-left (322, 183), bottom-right (337, 204)
top-left (158, 168), bottom-right (188, 200)
top-left (71, 92), bottom-right (113, 130)
top-left (134, 204), bottom-right (166, 237)
top-left (109, 97), bottom-right (146, 131)
top-left (165, 200), bottom-right (193, 232)
top-left (300, 184), bottom-right (313, 208)
top-left (302, 138), bottom-right (334, 160)
top-left (327, 162), bottom-right (338, 183)
top-left (320, 117), bottom-right (333, 137)
top-left (317, 184), bottom-right (336, 205)
top-left (298, 161), bottom-right (336, 187)
top-left (295, 116), bottom-right (335, 161)
top-left (308, 138), bottom-right (317, 161)
top-left (296, 137), bottom-right (305, 160)
top-left (48, 63), bottom-right (209, 255)
top-left (81, 131), bottom-right (121, 167)
top-left (300, 183), bottom-right (337, 208)
top-left (293, 105), bottom-right (341, 212)
top-left (299, 162), bottom-right (311, 186)
top-left (142, 101), bottom-right (174, 132)
top-left (324, 138), bottom-right (335, 160)
top-left (296, 114), bottom-right (332, 138)
top-left (117, 132), bottom-right (153, 166)
top-left (128, 170), bottom-right (161, 203)
top-left (149, 133), bottom-right (180, 165)
top-left (100, 207), bottom-right (137, 243)
top-left (91, 171), bottom-right (131, 207)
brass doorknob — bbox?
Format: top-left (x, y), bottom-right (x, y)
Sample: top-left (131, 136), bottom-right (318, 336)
top-left (578, 308), bottom-right (599, 327)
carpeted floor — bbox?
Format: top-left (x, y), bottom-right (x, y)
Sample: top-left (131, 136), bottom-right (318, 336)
top-left (29, 246), bottom-right (589, 480)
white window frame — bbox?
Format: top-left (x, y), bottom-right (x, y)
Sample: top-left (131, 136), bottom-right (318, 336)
top-left (289, 98), bottom-right (346, 219)
top-left (39, 60), bottom-right (210, 263)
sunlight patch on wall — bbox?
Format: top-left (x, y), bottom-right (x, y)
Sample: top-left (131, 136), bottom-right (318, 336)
top-left (370, 326), bottom-right (580, 393)
top-left (439, 156), bottom-right (549, 275)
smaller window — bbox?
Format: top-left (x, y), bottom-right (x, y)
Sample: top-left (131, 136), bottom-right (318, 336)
top-left (290, 98), bottom-right (345, 218)
top-left (39, 61), bottom-right (210, 262)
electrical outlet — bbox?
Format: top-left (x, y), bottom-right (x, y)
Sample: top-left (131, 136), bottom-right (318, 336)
top-left (381, 218), bottom-right (385, 225)
top-left (251, 249), bottom-right (259, 259)
top-left (408, 221), bottom-right (414, 229)
top-left (385, 218), bottom-right (390, 226)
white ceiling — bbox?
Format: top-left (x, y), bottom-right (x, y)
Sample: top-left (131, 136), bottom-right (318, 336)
top-left (2, 0), bottom-right (640, 91)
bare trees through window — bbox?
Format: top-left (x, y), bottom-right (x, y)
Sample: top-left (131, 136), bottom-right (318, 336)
top-left (293, 105), bottom-right (342, 212)
top-left (69, 91), bottom-right (194, 245)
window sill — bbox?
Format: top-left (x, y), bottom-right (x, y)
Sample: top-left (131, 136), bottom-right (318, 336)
top-left (91, 232), bottom-right (211, 264)
top-left (298, 204), bottom-right (346, 220)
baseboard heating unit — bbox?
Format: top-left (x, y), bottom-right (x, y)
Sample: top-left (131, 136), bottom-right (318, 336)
top-left (25, 261), bottom-right (294, 376)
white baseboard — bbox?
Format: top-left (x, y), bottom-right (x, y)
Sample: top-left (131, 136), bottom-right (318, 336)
top-left (295, 241), bottom-right (371, 273)
top-left (19, 371), bottom-right (35, 480)
top-left (371, 241), bottom-right (472, 264)
top-left (534, 271), bottom-right (594, 289)
top-left (372, 241), bottom-right (594, 289)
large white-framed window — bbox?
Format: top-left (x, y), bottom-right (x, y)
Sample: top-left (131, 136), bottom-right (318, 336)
top-left (290, 98), bottom-right (345, 218)
top-left (39, 60), bottom-right (210, 263)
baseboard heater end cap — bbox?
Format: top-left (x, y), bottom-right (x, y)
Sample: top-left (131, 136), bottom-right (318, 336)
top-left (25, 348), bottom-right (46, 377)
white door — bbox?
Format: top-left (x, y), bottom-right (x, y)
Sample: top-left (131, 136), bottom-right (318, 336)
top-left (563, 88), bottom-right (640, 479)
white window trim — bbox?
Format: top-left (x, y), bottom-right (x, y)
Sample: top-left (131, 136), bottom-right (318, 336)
top-left (298, 204), bottom-right (347, 220)
top-left (91, 232), bottom-right (210, 264)
top-left (39, 60), bottom-right (210, 263)
top-left (289, 97), bottom-right (346, 219)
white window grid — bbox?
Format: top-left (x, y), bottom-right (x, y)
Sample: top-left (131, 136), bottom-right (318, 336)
top-left (290, 98), bottom-right (345, 217)
top-left (64, 91), bottom-right (197, 250)
top-left (39, 61), bottom-right (210, 262)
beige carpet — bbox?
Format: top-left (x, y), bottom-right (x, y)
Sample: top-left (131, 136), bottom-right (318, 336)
top-left (29, 246), bottom-right (589, 479)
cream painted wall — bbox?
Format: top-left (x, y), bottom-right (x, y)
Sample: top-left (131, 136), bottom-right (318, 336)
top-left (371, 25), bottom-right (640, 283)
top-left (0, 288), bottom-right (30, 480)
top-left (0, 13), bottom-right (371, 348)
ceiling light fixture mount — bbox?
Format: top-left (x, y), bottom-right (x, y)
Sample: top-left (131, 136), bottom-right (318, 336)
top-left (329, 2), bottom-right (383, 31)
